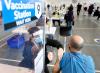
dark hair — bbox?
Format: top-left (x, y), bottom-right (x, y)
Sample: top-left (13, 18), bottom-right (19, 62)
top-left (68, 6), bottom-right (73, 11)
top-left (52, 12), bottom-right (56, 15)
top-left (70, 41), bottom-right (83, 50)
top-left (47, 4), bottom-right (50, 9)
top-left (46, 38), bottom-right (63, 49)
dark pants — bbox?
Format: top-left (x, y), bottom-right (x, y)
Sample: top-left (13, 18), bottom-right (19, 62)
top-left (52, 19), bottom-right (60, 26)
top-left (66, 21), bottom-right (72, 36)
top-left (97, 14), bottom-right (100, 20)
top-left (88, 11), bottom-right (93, 16)
top-left (77, 10), bottom-right (81, 16)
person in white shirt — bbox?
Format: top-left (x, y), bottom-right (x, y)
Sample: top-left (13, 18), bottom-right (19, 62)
top-left (83, 3), bottom-right (87, 16)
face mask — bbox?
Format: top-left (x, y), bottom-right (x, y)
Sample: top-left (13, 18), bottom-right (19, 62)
top-left (35, 37), bottom-right (43, 45)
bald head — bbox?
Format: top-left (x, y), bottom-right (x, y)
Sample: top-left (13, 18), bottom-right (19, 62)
top-left (69, 35), bottom-right (84, 51)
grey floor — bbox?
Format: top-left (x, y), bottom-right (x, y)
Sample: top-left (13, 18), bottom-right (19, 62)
top-left (0, 24), bottom-right (24, 66)
top-left (48, 14), bottom-right (100, 72)
top-left (73, 15), bottom-right (100, 70)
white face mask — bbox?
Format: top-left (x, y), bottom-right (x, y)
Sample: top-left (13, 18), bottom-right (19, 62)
top-left (35, 37), bottom-right (43, 45)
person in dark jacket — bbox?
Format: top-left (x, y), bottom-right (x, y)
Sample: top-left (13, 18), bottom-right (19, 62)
top-left (97, 11), bottom-right (100, 20)
top-left (69, 4), bottom-right (73, 11)
top-left (83, 3), bottom-right (87, 16)
top-left (88, 4), bottom-right (94, 16)
top-left (64, 7), bottom-right (74, 36)
top-left (93, 7), bottom-right (99, 17)
top-left (77, 3), bottom-right (82, 16)
top-left (19, 37), bottom-right (38, 69)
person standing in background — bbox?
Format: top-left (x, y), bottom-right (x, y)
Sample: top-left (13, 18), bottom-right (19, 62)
top-left (77, 3), bottom-right (82, 16)
top-left (83, 3), bottom-right (87, 16)
top-left (19, 36), bottom-right (35, 69)
top-left (97, 9), bottom-right (100, 20)
top-left (88, 4), bottom-right (94, 16)
top-left (46, 4), bottom-right (52, 18)
top-left (69, 4), bottom-right (74, 11)
top-left (64, 6), bottom-right (74, 36)
top-left (93, 7), bottom-right (99, 17)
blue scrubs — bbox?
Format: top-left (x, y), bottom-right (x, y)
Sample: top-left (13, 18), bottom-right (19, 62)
top-left (19, 41), bottom-right (34, 69)
top-left (60, 52), bottom-right (95, 73)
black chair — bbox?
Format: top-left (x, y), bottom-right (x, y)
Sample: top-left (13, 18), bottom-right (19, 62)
top-left (60, 26), bottom-right (72, 36)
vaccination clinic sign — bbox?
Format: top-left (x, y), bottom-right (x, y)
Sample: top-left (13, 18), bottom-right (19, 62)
top-left (2, 0), bottom-right (41, 30)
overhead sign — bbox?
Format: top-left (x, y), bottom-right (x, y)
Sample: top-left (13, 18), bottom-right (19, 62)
top-left (2, 0), bottom-right (41, 30)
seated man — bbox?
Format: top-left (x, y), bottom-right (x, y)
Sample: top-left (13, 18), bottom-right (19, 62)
top-left (53, 35), bottom-right (95, 73)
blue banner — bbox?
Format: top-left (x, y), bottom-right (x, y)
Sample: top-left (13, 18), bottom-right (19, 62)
top-left (2, 0), bottom-right (41, 30)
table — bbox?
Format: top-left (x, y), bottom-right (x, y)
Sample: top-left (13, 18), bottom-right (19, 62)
top-left (0, 63), bottom-right (33, 73)
top-left (51, 16), bottom-right (64, 26)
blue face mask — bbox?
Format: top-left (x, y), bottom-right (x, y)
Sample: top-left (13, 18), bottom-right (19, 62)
top-left (34, 37), bottom-right (43, 45)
